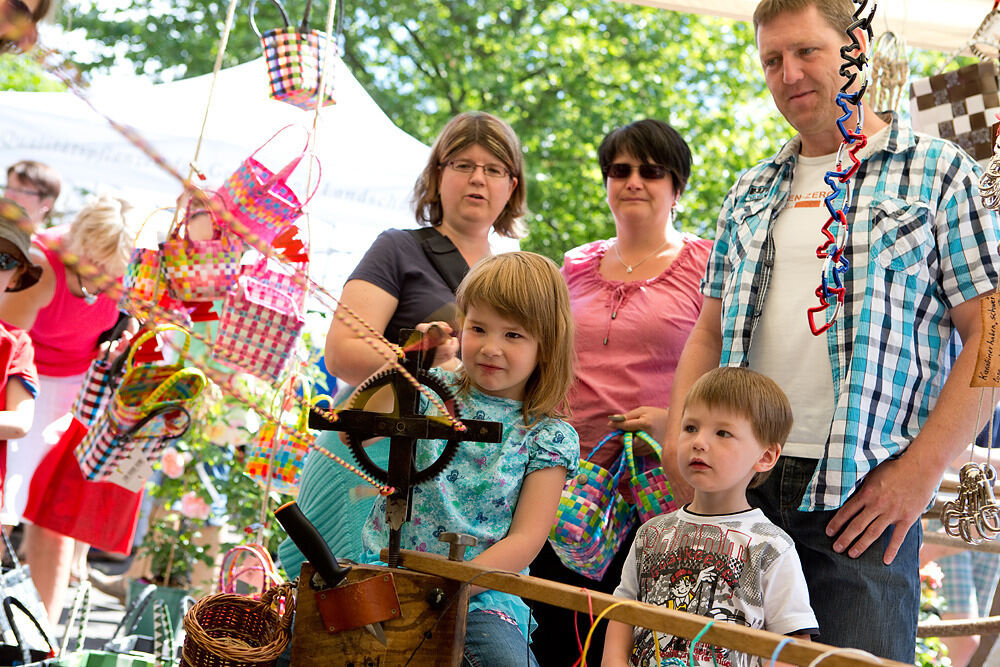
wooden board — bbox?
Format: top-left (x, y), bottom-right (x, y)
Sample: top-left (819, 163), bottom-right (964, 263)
top-left (290, 562), bottom-right (469, 666)
top-left (391, 549), bottom-right (913, 667)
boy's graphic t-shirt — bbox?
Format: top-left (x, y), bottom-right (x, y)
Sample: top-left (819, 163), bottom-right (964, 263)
top-left (615, 507), bottom-right (818, 667)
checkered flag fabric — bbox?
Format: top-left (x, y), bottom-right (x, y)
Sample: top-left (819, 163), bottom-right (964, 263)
top-left (262, 29), bottom-right (336, 110)
top-left (910, 61), bottom-right (1000, 165)
top-left (211, 276), bottom-right (305, 383)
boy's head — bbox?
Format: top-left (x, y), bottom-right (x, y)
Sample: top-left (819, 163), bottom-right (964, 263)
top-left (682, 366), bottom-right (793, 489)
top-left (0, 201), bottom-right (42, 292)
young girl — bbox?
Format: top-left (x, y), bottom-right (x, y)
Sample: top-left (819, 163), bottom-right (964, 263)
top-left (358, 251), bottom-right (579, 666)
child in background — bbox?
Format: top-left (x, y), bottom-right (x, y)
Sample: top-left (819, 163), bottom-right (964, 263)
top-left (604, 367), bottom-right (817, 667)
top-left (357, 251), bottom-right (579, 667)
top-left (0, 201), bottom-right (42, 503)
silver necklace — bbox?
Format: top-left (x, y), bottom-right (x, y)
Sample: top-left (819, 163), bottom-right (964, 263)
top-left (612, 238), bottom-right (671, 274)
top-left (77, 271), bottom-right (98, 305)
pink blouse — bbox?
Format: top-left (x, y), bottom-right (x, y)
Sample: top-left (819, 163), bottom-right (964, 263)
top-left (562, 236), bottom-right (712, 472)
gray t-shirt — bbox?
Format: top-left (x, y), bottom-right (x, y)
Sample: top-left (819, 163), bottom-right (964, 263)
top-left (347, 228), bottom-right (462, 344)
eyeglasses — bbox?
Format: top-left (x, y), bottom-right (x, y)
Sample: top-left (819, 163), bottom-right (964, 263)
top-left (0, 251), bottom-right (23, 272)
top-left (2, 184), bottom-right (42, 198)
top-left (442, 160), bottom-right (511, 180)
top-left (606, 163), bottom-right (671, 180)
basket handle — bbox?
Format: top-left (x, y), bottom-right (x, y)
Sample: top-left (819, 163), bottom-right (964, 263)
top-left (586, 429), bottom-right (624, 463)
top-left (173, 190), bottom-right (228, 242)
top-left (622, 431), bottom-right (663, 479)
top-left (240, 275), bottom-right (302, 319)
top-left (249, 0), bottom-right (290, 38)
top-left (3, 596), bottom-right (56, 664)
top-left (246, 125), bottom-right (311, 194)
top-left (124, 323), bottom-right (192, 374)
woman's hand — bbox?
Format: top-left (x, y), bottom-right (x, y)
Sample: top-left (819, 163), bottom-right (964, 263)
top-left (607, 406), bottom-right (669, 454)
top-left (415, 321), bottom-right (460, 369)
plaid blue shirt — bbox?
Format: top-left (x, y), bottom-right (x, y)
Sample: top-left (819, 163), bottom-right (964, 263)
top-left (704, 114), bottom-right (1000, 511)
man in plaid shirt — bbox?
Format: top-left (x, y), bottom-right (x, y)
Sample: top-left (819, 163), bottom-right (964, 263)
top-left (662, 0), bottom-right (1000, 661)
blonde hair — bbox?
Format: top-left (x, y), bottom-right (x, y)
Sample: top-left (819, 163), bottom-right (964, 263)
top-left (684, 367), bottom-right (793, 488)
top-left (412, 111), bottom-right (526, 239)
top-left (455, 252), bottom-right (574, 426)
top-left (64, 194), bottom-right (135, 278)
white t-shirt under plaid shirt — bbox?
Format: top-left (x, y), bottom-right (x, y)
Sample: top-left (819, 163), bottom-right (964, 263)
top-left (704, 113), bottom-right (1000, 511)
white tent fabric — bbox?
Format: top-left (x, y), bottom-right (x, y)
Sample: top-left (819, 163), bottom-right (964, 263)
top-left (0, 57), bottom-right (431, 292)
top-left (622, 0), bottom-right (995, 55)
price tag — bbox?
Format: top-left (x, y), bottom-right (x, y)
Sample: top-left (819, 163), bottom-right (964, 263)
top-left (974, 293), bottom-right (1000, 387)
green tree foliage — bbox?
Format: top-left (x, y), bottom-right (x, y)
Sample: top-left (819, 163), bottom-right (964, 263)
top-left (59, 1), bottom-right (799, 258)
top-left (0, 54), bottom-right (64, 91)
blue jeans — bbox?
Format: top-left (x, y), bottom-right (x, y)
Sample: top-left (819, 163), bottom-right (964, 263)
top-left (747, 457), bottom-right (920, 663)
top-left (464, 609), bottom-right (540, 667)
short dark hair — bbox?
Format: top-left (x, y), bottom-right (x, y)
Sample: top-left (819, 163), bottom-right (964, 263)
top-left (7, 160), bottom-right (61, 212)
top-left (684, 367), bottom-right (793, 488)
top-left (752, 0), bottom-right (856, 36)
top-left (597, 119), bottom-right (691, 196)
top-left (411, 111), bottom-right (525, 239)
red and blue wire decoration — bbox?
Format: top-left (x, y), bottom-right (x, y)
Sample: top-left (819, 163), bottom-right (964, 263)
top-left (807, 1), bottom-right (877, 336)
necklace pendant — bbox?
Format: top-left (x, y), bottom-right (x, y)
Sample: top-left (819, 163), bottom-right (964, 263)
top-left (625, 266), bottom-right (633, 273)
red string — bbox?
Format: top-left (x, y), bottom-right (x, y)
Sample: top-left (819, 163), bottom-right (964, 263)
top-left (994, 0), bottom-right (999, 13)
top-left (571, 587), bottom-right (598, 667)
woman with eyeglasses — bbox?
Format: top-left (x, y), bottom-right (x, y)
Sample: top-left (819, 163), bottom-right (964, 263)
top-left (278, 112), bottom-right (524, 583)
top-left (0, 193), bottom-right (134, 624)
top-left (528, 119), bottom-right (712, 666)
top-left (0, 0), bottom-right (49, 53)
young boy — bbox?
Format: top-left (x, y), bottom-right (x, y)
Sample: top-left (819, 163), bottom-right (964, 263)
top-left (603, 367), bottom-right (817, 667)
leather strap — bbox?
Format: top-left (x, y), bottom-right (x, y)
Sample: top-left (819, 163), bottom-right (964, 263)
top-left (407, 227), bottom-right (470, 293)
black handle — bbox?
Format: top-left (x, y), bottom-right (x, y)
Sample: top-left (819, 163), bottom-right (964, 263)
top-left (274, 501), bottom-right (351, 588)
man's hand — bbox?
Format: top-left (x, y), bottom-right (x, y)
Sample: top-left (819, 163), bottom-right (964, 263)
top-left (825, 454), bottom-right (936, 564)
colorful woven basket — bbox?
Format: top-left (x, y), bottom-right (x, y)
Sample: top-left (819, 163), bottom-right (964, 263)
top-left (75, 326), bottom-right (207, 481)
top-left (211, 276), bottom-right (305, 383)
top-left (71, 350), bottom-right (127, 427)
top-left (548, 430), bottom-right (636, 580)
top-left (245, 390), bottom-right (324, 496)
top-left (239, 256), bottom-right (308, 309)
top-left (251, 0), bottom-right (336, 110)
top-left (624, 430), bottom-right (678, 523)
top-left (161, 195), bottom-right (243, 302)
top-left (219, 126), bottom-right (319, 246)
top-left (181, 583), bottom-right (294, 667)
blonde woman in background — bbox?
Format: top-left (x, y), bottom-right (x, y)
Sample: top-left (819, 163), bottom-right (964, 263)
top-left (0, 193), bottom-right (134, 623)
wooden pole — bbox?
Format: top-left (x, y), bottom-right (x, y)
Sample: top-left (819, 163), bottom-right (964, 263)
top-left (388, 550), bottom-right (912, 667)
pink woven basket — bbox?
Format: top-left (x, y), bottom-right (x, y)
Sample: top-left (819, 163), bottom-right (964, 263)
top-left (211, 276), bottom-right (305, 382)
top-left (219, 126), bottom-right (320, 246)
top-left (161, 195), bottom-right (243, 302)
top-left (624, 431), bottom-right (678, 523)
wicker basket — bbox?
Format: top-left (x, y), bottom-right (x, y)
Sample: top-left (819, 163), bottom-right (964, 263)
top-left (181, 583), bottom-right (294, 667)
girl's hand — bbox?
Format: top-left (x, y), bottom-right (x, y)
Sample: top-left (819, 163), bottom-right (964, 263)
top-left (607, 406), bottom-right (669, 453)
top-left (415, 321), bottom-right (459, 368)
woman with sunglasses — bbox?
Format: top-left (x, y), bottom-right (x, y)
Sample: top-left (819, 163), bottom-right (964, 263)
top-left (528, 119), bottom-right (712, 666)
top-left (278, 111), bottom-right (525, 581)
top-left (0, 193), bottom-right (134, 623)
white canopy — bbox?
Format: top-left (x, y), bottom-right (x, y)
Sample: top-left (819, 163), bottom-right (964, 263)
top-left (623, 0), bottom-right (997, 55)
top-left (0, 57), bottom-right (432, 292)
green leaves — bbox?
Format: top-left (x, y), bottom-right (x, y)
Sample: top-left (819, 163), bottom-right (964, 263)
top-left (57, 0), bottom-right (792, 258)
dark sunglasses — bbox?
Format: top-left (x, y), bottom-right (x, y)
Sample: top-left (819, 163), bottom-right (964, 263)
top-left (606, 163), bottom-right (670, 180)
top-left (0, 251), bottom-right (23, 272)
